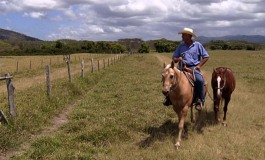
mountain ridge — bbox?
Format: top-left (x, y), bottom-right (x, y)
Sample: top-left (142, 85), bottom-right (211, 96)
top-left (197, 35), bottom-right (265, 43)
top-left (1, 28), bottom-right (265, 43)
top-left (0, 28), bottom-right (41, 41)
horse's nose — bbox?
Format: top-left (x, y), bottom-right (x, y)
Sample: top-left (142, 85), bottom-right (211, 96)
top-left (162, 90), bottom-right (168, 96)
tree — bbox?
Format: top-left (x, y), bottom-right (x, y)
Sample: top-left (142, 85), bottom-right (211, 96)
top-left (118, 38), bottom-right (143, 53)
top-left (55, 40), bottom-right (63, 49)
top-left (138, 43), bottom-right (150, 53)
top-left (154, 39), bottom-right (180, 53)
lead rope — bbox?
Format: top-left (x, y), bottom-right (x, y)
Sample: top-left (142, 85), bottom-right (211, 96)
top-left (192, 68), bottom-right (196, 81)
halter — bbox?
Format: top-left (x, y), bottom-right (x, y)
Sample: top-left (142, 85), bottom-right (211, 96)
top-left (215, 74), bottom-right (226, 99)
top-left (162, 65), bottom-right (180, 93)
top-left (215, 75), bottom-right (226, 90)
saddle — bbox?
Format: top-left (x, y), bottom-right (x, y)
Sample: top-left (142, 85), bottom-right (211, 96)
top-left (182, 67), bottom-right (208, 106)
top-left (183, 66), bottom-right (207, 86)
top-left (183, 67), bottom-right (195, 86)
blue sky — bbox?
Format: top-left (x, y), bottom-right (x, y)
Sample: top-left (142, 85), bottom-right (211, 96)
top-left (0, 0), bottom-right (264, 41)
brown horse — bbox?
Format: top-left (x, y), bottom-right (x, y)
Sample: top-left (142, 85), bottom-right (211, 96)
top-left (161, 61), bottom-right (206, 149)
top-left (211, 67), bottom-right (236, 126)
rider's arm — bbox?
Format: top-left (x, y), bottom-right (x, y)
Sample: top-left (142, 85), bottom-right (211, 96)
top-left (195, 57), bottom-right (209, 70)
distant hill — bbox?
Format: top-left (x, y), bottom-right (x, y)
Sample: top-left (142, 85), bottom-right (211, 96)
top-left (197, 35), bottom-right (265, 43)
top-left (0, 28), bottom-right (41, 41)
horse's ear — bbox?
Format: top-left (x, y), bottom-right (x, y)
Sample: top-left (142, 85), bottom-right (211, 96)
top-left (163, 62), bottom-right (166, 68)
top-left (171, 61), bottom-right (175, 68)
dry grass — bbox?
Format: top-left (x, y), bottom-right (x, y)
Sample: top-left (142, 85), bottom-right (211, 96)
top-left (0, 53), bottom-right (116, 93)
top-left (0, 53), bottom-right (105, 74)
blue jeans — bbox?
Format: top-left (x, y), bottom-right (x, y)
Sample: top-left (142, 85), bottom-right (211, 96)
top-left (188, 67), bottom-right (205, 104)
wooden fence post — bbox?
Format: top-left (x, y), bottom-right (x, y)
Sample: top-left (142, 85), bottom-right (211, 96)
top-left (46, 65), bottom-right (51, 96)
top-left (64, 55), bottom-right (72, 82)
top-left (0, 74), bottom-right (15, 124)
top-left (81, 58), bottom-right (85, 78)
top-left (16, 61), bottom-right (19, 72)
top-left (98, 60), bottom-right (100, 71)
top-left (91, 58), bottom-right (94, 73)
top-left (5, 73), bottom-right (16, 118)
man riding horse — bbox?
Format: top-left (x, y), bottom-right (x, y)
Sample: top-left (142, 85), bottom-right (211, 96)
top-left (163, 27), bottom-right (209, 111)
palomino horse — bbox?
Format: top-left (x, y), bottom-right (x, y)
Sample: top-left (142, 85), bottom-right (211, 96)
top-left (211, 67), bottom-right (236, 126)
top-left (161, 61), bottom-right (206, 149)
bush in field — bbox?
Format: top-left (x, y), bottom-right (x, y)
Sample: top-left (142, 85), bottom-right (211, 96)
top-left (205, 40), bottom-right (262, 50)
top-left (154, 39), bottom-right (180, 53)
top-left (138, 43), bottom-right (150, 53)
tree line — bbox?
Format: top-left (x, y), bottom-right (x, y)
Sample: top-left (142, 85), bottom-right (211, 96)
top-left (203, 40), bottom-right (263, 50)
top-left (0, 38), bottom-right (264, 56)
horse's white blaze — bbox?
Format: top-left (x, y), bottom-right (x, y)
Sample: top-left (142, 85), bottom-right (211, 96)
top-left (217, 76), bottom-right (221, 97)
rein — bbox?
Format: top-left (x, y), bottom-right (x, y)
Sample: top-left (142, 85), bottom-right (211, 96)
top-left (178, 61), bottom-right (195, 86)
top-left (169, 68), bottom-right (180, 91)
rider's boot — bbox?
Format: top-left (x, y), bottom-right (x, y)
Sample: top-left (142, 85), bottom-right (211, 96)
top-left (195, 99), bottom-right (204, 111)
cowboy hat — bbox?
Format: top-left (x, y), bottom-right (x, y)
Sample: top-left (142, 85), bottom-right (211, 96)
top-left (178, 27), bottom-right (197, 37)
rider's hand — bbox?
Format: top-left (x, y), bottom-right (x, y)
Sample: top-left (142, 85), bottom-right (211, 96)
top-left (195, 65), bottom-right (201, 71)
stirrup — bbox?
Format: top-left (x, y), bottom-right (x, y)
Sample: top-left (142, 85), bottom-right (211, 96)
top-left (195, 101), bottom-right (204, 111)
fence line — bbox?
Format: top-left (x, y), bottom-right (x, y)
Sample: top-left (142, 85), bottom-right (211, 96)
top-left (0, 54), bottom-right (129, 125)
top-left (0, 73), bottom-right (15, 124)
top-left (1, 54), bottom-right (119, 75)
top-left (44, 54), bottom-right (127, 96)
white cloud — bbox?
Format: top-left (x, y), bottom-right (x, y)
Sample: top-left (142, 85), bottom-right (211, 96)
top-left (23, 12), bottom-right (46, 19)
top-left (89, 25), bottom-right (104, 33)
top-left (63, 7), bottom-right (77, 19)
top-left (108, 27), bottom-right (122, 33)
top-left (21, 0), bottom-right (58, 9)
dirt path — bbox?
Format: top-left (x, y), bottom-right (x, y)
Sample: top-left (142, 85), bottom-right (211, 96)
top-left (153, 54), bottom-right (172, 65)
top-left (1, 99), bottom-right (79, 160)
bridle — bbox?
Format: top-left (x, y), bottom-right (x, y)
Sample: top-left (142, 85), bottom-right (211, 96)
top-left (215, 74), bottom-right (226, 99)
top-left (216, 75), bottom-right (226, 90)
top-left (162, 66), bottom-right (179, 93)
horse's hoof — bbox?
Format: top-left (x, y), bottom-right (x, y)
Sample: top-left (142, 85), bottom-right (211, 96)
top-left (175, 142), bottom-right (181, 149)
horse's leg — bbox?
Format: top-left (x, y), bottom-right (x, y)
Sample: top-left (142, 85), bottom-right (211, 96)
top-left (222, 96), bottom-right (231, 127)
top-left (175, 106), bottom-right (188, 149)
top-left (214, 99), bottom-right (221, 124)
top-left (190, 105), bottom-right (195, 123)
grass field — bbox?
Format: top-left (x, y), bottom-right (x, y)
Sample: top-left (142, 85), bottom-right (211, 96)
top-left (0, 50), bottom-right (264, 160)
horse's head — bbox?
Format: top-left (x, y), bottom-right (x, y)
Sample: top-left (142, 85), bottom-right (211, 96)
top-left (212, 67), bottom-right (228, 98)
top-left (161, 61), bottom-right (176, 96)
